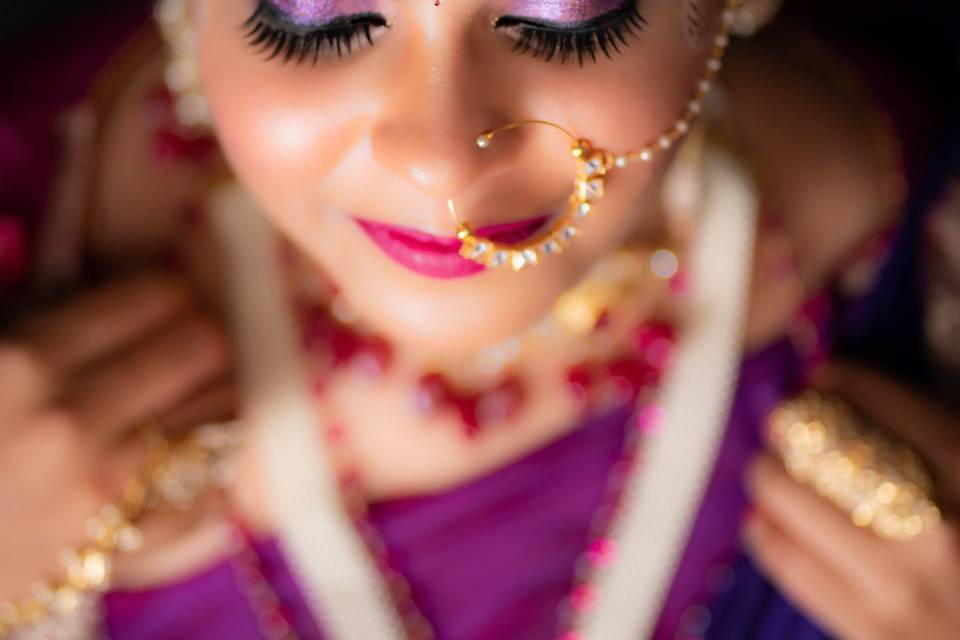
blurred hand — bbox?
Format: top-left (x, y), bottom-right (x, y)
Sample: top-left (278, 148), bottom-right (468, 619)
top-left (743, 362), bottom-right (960, 640)
top-left (0, 271), bottom-right (234, 600)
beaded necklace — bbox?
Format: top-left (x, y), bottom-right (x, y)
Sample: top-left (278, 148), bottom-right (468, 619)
top-left (212, 135), bottom-right (757, 640)
top-left (290, 239), bottom-right (683, 439)
top-left (226, 228), bottom-right (683, 639)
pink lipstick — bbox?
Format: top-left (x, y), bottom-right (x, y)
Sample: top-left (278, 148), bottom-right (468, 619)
top-left (353, 215), bottom-right (550, 279)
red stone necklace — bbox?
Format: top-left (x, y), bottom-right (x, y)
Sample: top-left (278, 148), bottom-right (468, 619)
top-left (293, 244), bottom-right (684, 439)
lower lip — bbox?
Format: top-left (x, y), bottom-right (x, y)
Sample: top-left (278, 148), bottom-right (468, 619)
top-left (353, 215), bottom-right (550, 279)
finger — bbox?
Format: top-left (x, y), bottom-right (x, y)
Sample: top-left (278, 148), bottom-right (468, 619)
top-left (747, 453), bottom-right (898, 595)
top-left (815, 362), bottom-right (960, 499)
top-left (157, 379), bottom-right (238, 435)
top-left (743, 511), bottom-right (883, 640)
top-left (63, 313), bottom-right (230, 444)
top-left (0, 410), bottom-right (134, 506)
top-left (894, 520), bottom-right (960, 582)
top-left (0, 343), bottom-right (57, 421)
top-left (14, 270), bottom-right (196, 378)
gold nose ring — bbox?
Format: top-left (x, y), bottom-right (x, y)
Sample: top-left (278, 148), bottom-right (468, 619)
top-left (449, 0), bottom-right (742, 273)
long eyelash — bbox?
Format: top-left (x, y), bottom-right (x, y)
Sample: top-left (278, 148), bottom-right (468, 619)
top-left (242, 4), bottom-right (387, 64)
top-left (498, 2), bottom-right (647, 66)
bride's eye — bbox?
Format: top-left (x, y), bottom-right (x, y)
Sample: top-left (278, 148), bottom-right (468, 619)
top-left (242, 1), bottom-right (389, 64)
top-left (494, 0), bottom-right (647, 66)
top-left (243, 0), bottom-right (646, 67)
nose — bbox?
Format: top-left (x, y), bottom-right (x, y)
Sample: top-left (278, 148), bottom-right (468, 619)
top-left (369, 36), bottom-right (516, 218)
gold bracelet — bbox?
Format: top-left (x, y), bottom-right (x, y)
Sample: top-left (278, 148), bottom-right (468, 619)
top-left (0, 422), bottom-right (241, 637)
top-left (768, 391), bottom-right (941, 541)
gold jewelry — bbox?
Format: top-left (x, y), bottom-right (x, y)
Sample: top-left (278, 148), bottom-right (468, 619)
top-left (768, 391), bottom-right (942, 542)
top-left (243, 118), bottom-right (762, 640)
top-left (155, 0), bottom-right (210, 127)
top-left (320, 233), bottom-right (679, 385)
top-left (0, 422), bottom-right (240, 638)
top-left (465, 238), bottom-right (679, 380)
top-left (450, 0), bottom-right (743, 273)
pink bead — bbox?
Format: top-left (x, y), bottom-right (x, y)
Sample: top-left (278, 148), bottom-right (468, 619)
top-left (452, 395), bottom-right (481, 438)
top-left (329, 325), bottom-right (363, 366)
top-left (153, 129), bottom-right (190, 160)
top-left (560, 633), bottom-right (585, 640)
top-left (570, 584), bottom-right (597, 612)
top-left (636, 404), bottom-right (666, 434)
top-left (352, 337), bottom-right (393, 378)
top-left (587, 537), bottom-right (618, 567)
top-left (152, 127), bottom-right (219, 163)
top-left (415, 374), bottom-right (451, 414)
top-left (606, 357), bottom-right (655, 401)
top-left (669, 267), bottom-right (690, 295)
top-left (476, 376), bottom-right (525, 423)
top-left (566, 364), bottom-right (594, 403)
top-left (634, 323), bottom-right (675, 370)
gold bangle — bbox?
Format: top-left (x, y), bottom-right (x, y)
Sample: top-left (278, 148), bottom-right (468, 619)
top-left (0, 421), bottom-right (241, 637)
top-left (768, 391), bottom-right (941, 542)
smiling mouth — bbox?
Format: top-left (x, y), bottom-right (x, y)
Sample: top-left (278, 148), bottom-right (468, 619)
top-left (352, 214), bottom-right (552, 279)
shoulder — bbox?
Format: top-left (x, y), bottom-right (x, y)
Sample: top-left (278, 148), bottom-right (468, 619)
top-left (721, 30), bottom-right (908, 350)
top-left (724, 29), bottom-right (905, 291)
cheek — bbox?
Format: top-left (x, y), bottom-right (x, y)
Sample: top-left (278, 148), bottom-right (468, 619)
top-left (536, 7), bottom-right (709, 239)
top-left (195, 4), bottom-right (367, 219)
top-left (527, 5), bottom-right (708, 157)
top-left (190, 0), bottom-right (711, 351)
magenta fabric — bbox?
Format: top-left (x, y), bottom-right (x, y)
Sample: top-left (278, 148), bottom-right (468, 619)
top-left (98, 336), bottom-right (809, 640)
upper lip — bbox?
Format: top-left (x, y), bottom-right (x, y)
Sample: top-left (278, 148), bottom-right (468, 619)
top-left (352, 214), bottom-right (552, 252)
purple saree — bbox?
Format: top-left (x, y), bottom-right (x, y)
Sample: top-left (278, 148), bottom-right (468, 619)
top-left (2, 2), bottom-right (957, 639)
top-left (101, 335), bottom-right (818, 640)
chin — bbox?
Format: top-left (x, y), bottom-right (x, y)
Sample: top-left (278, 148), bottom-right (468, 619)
top-left (343, 276), bottom-right (562, 357)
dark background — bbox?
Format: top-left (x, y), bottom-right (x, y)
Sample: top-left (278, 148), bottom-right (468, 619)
top-left (1, 0), bottom-right (957, 118)
top-left (1, 0), bottom-right (125, 42)
top-left (2, 0), bottom-right (960, 48)
top-left (2, 1), bottom-right (958, 73)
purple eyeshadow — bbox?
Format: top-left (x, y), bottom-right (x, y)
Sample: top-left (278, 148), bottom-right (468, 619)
top-left (504, 0), bottom-right (623, 23)
top-left (269, 0), bottom-right (376, 24)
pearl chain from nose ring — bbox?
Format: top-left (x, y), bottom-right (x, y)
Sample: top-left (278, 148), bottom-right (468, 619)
top-left (450, 0), bottom-right (741, 273)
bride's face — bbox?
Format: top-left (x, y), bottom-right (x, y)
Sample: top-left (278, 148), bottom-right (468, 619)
top-left (195, 0), bottom-right (723, 355)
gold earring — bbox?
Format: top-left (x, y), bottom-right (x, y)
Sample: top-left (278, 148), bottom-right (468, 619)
top-left (450, 0), bottom-right (742, 273)
top-left (155, 0), bottom-right (211, 128)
